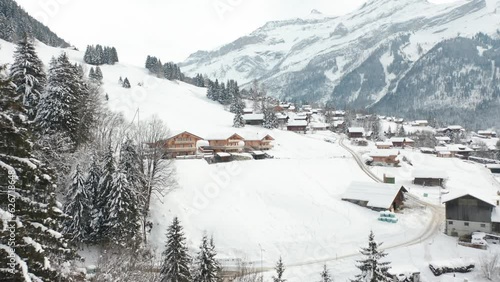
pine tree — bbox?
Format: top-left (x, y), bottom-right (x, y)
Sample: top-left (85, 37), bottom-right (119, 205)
top-left (63, 165), bottom-right (92, 243)
top-left (123, 77), bottom-right (131, 88)
top-left (273, 257), bottom-right (286, 282)
top-left (0, 64), bottom-right (77, 281)
top-left (233, 112), bottom-right (245, 128)
top-left (194, 234), bottom-right (221, 282)
top-left (320, 264), bottom-right (333, 282)
top-left (92, 147), bottom-right (115, 243)
top-left (397, 124), bottom-right (406, 137)
top-left (36, 53), bottom-right (81, 145)
top-left (263, 101), bottom-right (278, 129)
top-left (9, 34), bottom-right (46, 120)
top-left (160, 217), bottom-right (192, 282)
top-left (104, 168), bottom-right (141, 247)
top-left (89, 67), bottom-right (96, 80)
top-left (351, 231), bottom-right (391, 282)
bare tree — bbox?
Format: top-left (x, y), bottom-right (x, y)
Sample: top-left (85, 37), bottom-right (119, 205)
top-left (132, 115), bottom-right (176, 243)
top-left (480, 252), bottom-right (500, 281)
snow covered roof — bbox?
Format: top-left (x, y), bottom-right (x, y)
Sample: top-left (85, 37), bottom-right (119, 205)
top-left (376, 141), bottom-right (393, 147)
top-left (243, 114), bottom-right (264, 121)
top-left (369, 150), bottom-right (399, 158)
top-left (412, 168), bottom-right (448, 179)
top-left (414, 120), bottom-right (428, 124)
top-left (478, 130), bottom-right (496, 135)
top-left (243, 133), bottom-right (274, 141)
top-left (342, 182), bottom-right (407, 210)
top-left (287, 120), bottom-right (308, 127)
top-left (435, 136), bottom-right (451, 141)
top-left (216, 152), bottom-right (231, 158)
top-left (348, 127), bottom-right (365, 133)
top-left (447, 125), bottom-right (464, 130)
top-left (205, 133), bottom-right (244, 140)
top-left (389, 137), bottom-right (415, 143)
top-left (447, 144), bottom-right (473, 153)
top-left (310, 122), bottom-right (329, 129)
top-left (275, 112), bottom-right (288, 119)
top-left (251, 151), bottom-right (265, 156)
top-left (243, 108), bottom-right (253, 113)
top-left (166, 131), bottom-right (205, 141)
top-left (443, 193), bottom-right (496, 207)
top-left (486, 164), bottom-right (500, 169)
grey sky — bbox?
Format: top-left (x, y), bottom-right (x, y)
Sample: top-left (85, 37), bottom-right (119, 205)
top-left (14, 0), bottom-right (459, 66)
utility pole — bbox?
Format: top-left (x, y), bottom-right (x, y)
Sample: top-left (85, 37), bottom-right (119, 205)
top-left (258, 243), bottom-right (264, 282)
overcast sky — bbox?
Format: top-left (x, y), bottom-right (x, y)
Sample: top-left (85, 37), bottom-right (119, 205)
top-left (14, 0), bottom-right (459, 66)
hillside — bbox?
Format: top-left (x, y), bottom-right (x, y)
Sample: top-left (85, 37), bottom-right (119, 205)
top-left (3, 37), bottom-right (500, 281)
top-left (0, 0), bottom-right (70, 47)
top-left (181, 0), bottom-right (500, 128)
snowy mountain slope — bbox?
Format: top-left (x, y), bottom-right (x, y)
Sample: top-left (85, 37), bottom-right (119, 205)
top-left (1, 38), bottom-right (436, 280)
top-left (181, 0), bottom-right (500, 126)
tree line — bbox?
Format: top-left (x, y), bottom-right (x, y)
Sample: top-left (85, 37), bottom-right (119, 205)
top-left (84, 44), bottom-right (119, 65)
top-left (145, 55), bottom-right (184, 81)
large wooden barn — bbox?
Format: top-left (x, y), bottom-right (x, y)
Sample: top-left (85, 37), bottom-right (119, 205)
top-left (443, 193), bottom-right (500, 237)
top-left (341, 182), bottom-right (407, 212)
top-left (412, 169), bottom-right (448, 187)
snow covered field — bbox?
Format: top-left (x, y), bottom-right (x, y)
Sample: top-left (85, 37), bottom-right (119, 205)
top-left (1, 38), bottom-right (499, 281)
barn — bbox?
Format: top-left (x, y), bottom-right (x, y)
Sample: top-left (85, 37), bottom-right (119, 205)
top-left (443, 193), bottom-right (497, 237)
top-left (412, 169), bottom-right (447, 187)
top-left (341, 182), bottom-right (407, 212)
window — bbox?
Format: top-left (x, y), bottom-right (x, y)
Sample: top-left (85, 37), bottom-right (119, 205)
top-left (448, 221), bottom-right (453, 225)
top-left (480, 224), bottom-right (486, 228)
top-left (464, 222), bottom-right (469, 227)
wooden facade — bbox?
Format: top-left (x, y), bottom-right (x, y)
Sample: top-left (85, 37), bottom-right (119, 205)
top-left (444, 194), bottom-right (496, 237)
top-left (413, 177), bottom-right (444, 187)
top-left (370, 155), bottom-right (400, 167)
top-left (163, 131), bottom-right (204, 158)
top-left (207, 134), bottom-right (245, 153)
top-left (244, 135), bottom-right (275, 150)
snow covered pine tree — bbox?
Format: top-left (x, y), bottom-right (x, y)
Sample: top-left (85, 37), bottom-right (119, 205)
top-left (0, 63), bottom-right (78, 281)
top-left (352, 231), bottom-right (391, 282)
top-left (160, 217), bottom-right (192, 282)
top-left (194, 234), bottom-right (221, 282)
top-left (9, 34), bottom-right (46, 120)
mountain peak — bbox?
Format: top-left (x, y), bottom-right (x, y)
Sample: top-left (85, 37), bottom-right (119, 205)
top-left (310, 9), bottom-right (322, 15)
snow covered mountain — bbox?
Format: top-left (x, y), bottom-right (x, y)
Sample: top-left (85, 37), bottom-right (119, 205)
top-left (181, 0), bottom-right (500, 128)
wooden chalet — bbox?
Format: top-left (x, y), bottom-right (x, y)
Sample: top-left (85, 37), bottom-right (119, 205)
top-left (243, 114), bottom-right (264, 125)
top-left (244, 134), bottom-right (275, 150)
top-left (162, 131), bottom-right (204, 158)
top-left (206, 133), bottom-right (245, 153)
top-left (342, 182), bottom-right (407, 212)
top-left (444, 193), bottom-right (500, 237)
top-left (478, 130), bottom-right (497, 138)
top-left (347, 127), bottom-right (365, 139)
top-left (287, 120), bottom-right (308, 134)
top-left (310, 122), bottom-right (329, 131)
top-left (389, 137), bottom-right (415, 148)
top-left (412, 169), bottom-right (447, 187)
top-left (368, 151), bottom-right (400, 167)
top-left (376, 141), bottom-right (393, 149)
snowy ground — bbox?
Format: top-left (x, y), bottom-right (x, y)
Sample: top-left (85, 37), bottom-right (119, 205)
top-left (1, 38), bottom-right (499, 281)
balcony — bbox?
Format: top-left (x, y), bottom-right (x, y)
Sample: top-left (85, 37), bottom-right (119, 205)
top-left (174, 140), bottom-right (195, 145)
top-left (166, 147), bottom-right (196, 152)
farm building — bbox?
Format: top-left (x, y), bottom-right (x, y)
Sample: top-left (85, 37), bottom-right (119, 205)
top-left (412, 120), bottom-right (428, 127)
top-left (486, 164), bottom-right (500, 174)
top-left (347, 127), bottom-right (365, 139)
top-left (162, 131), bottom-right (205, 158)
top-left (478, 130), bottom-right (497, 138)
top-left (389, 137), bottom-right (415, 148)
top-left (412, 168), bottom-right (447, 187)
top-left (287, 120), bottom-right (308, 133)
top-left (443, 193), bottom-right (500, 237)
top-left (435, 136), bottom-right (452, 145)
top-left (215, 152), bottom-right (232, 163)
top-left (341, 182), bottom-right (407, 211)
top-left (376, 141), bottom-right (393, 149)
top-left (243, 114), bottom-right (264, 125)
